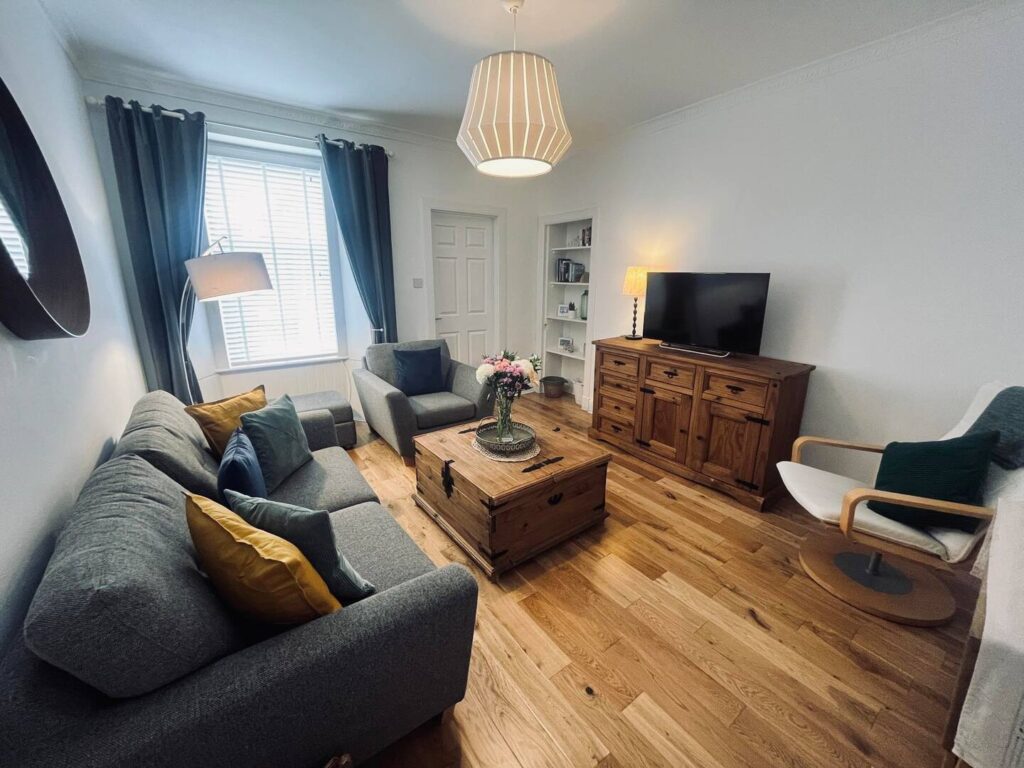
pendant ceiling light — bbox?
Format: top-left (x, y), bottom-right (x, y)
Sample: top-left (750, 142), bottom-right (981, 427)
top-left (457, 0), bottom-right (572, 178)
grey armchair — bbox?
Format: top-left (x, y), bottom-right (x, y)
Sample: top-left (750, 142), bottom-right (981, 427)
top-left (353, 340), bottom-right (494, 463)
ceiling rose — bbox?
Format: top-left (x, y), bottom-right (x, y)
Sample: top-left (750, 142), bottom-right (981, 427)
top-left (456, 0), bottom-right (572, 178)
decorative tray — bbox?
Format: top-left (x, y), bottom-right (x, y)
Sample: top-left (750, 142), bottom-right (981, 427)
top-left (474, 421), bottom-right (537, 455)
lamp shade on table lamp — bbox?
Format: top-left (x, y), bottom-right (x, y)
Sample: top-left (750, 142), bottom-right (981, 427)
top-left (185, 251), bottom-right (271, 302)
top-left (621, 266), bottom-right (649, 340)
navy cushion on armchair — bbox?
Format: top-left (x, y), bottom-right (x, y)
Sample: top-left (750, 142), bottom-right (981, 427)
top-left (393, 346), bottom-right (445, 396)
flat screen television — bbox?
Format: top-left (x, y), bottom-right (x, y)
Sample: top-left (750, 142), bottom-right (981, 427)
top-left (643, 272), bottom-right (770, 356)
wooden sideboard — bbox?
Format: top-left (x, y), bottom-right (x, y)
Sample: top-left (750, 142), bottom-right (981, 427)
top-left (589, 337), bottom-right (814, 509)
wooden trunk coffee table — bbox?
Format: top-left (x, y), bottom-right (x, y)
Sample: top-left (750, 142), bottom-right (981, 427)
top-left (413, 422), bottom-right (612, 580)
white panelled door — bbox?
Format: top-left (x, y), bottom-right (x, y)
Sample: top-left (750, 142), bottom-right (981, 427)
top-left (431, 212), bottom-right (495, 365)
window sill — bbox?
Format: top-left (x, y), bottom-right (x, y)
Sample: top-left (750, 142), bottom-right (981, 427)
top-left (216, 355), bottom-right (348, 376)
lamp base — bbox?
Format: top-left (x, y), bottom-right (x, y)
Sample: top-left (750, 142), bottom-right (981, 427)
top-left (623, 334), bottom-right (642, 340)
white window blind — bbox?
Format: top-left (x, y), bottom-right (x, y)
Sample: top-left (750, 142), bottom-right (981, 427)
top-left (204, 152), bottom-right (338, 367)
top-left (0, 196), bottom-right (29, 279)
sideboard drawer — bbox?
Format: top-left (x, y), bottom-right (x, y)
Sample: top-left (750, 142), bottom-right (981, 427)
top-left (600, 351), bottom-right (639, 379)
top-left (598, 372), bottom-right (638, 401)
top-left (598, 390), bottom-right (636, 422)
top-left (704, 374), bottom-right (768, 409)
top-left (596, 414), bottom-right (632, 441)
top-left (644, 358), bottom-right (696, 390)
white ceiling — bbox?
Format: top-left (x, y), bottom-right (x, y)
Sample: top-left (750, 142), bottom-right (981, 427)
top-left (41, 0), bottom-right (984, 145)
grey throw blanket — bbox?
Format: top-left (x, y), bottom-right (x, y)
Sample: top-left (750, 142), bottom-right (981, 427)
top-left (968, 386), bottom-right (1024, 469)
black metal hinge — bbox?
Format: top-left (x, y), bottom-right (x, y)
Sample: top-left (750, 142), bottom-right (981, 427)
top-left (744, 415), bottom-right (770, 426)
top-left (441, 459), bottom-right (455, 498)
top-left (735, 479), bottom-right (760, 491)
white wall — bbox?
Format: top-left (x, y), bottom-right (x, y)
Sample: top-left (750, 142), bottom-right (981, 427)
top-left (80, 71), bottom-right (541, 407)
top-left (535, 3), bottom-right (1024, 480)
top-left (0, 0), bottom-right (147, 646)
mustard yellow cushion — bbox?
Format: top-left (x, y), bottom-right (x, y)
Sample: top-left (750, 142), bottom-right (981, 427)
top-left (185, 385), bottom-right (267, 458)
top-left (185, 493), bottom-right (340, 624)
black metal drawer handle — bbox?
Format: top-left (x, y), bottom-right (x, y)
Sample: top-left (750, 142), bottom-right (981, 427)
top-left (612, 360), bottom-right (626, 366)
top-left (664, 370), bottom-right (677, 378)
top-left (548, 493), bottom-right (563, 506)
top-left (726, 385), bottom-right (745, 394)
top-left (610, 424), bottom-right (622, 433)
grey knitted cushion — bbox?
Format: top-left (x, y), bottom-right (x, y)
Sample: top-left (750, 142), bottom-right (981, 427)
top-left (967, 386), bottom-right (1024, 469)
top-left (110, 390), bottom-right (220, 497)
top-left (23, 454), bottom-right (245, 698)
top-left (364, 340), bottom-right (451, 388)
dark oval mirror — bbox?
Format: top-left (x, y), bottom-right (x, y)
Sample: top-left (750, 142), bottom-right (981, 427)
top-left (0, 76), bottom-right (90, 339)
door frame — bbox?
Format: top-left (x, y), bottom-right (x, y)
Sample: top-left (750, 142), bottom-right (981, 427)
top-left (421, 199), bottom-right (507, 357)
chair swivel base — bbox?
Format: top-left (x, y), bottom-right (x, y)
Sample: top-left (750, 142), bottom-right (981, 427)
top-left (799, 532), bottom-right (956, 627)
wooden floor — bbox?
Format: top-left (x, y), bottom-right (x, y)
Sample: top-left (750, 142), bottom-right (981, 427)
top-left (349, 395), bottom-right (979, 768)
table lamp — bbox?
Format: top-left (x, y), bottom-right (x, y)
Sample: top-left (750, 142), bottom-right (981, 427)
top-left (621, 266), bottom-right (649, 340)
top-left (180, 237), bottom-right (271, 403)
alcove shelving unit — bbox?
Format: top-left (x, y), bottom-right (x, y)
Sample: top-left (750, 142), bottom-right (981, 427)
top-left (538, 213), bottom-right (595, 407)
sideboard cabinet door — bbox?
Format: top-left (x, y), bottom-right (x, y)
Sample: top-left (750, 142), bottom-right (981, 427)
top-left (687, 400), bottom-right (764, 490)
top-left (637, 385), bottom-right (692, 461)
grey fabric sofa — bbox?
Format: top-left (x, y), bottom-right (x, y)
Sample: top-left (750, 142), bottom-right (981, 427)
top-left (0, 390), bottom-right (478, 768)
top-left (352, 340), bottom-right (495, 462)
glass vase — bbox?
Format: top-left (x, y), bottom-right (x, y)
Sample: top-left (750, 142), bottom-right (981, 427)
top-left (495, 392), bottom-right (515, 442)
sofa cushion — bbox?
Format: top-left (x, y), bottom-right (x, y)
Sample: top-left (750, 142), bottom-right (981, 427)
top-left (241, 395), bottom-right (313, 493)
top-left (185, 385), bottom-right (267, 458)
top-left (364, 339), bottom-right (451, 389)
top-left (23, 455), bottom-right (246, 698)
top-left (330, 502), bottom-right (435, 592)
top-left (185, 494), bottom-right (341, 625)
top-left (269, 447), bottom-right (378, 511)
top-left (225, 491), bottom-right (376, 604)
top-left (291, 390), bottom-right (353, 425)
top-left (217, 428), bottom-right (268, 500)
top-left (110, 390), bottom-right (220, 498)
top-left (409, 392), bottom-right (476, 430)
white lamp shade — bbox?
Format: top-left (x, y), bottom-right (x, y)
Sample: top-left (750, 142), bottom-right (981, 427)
top-left (621, 266), bottom-right (650, 298)
top-left (185, 251), bottom-right (271, 301)
top-left (457, 50), bottom-right (572, 178)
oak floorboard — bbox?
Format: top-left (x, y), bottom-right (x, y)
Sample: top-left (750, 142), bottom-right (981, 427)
top-left (349, 395), bottom-right (978, 767)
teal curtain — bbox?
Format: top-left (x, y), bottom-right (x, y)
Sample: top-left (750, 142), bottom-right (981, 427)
top-left (105, 97), bottom-right (206, 402)
top-left (318, 137), bottom-right (397, 343)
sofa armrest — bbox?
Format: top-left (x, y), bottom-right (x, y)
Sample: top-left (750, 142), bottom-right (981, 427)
top-left (352, 368), bottom-right (417, 458)
top-left (450, 360), bottom-right (495, 419)
top-left (85, 565), bottom-right (478, 768)
top-left (298, 408), bottom-right (340, 451)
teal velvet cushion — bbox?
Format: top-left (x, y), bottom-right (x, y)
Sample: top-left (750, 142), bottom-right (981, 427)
top-left (867, 431), bottom-right (999, 533)
top-left (240, 395), bottom-right (313, 493)
top-left (224, 490), bottom-right (376, 604)
top-left (393, 346), bottom-right (444, 397)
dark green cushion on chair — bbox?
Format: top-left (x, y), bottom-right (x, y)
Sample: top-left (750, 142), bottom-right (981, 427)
top-left (867, 431), bottom-right (999, 533)
top-left (224, 491), bottom-right (376, 604)
top-left (393, 346), bottom-right (445, 397)
top-left (240, 395), bottom-right (313, 493)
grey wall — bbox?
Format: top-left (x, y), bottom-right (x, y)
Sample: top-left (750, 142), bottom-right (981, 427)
top-left (0, 0), bottom-right (147, 648)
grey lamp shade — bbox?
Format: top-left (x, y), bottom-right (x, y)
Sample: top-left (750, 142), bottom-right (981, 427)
top-left (185, 251), bottom-right (271, 301)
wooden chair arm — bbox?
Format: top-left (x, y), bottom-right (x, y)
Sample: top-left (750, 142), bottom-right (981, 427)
top-left (791, 435), bottom-right (886, 463)
top-left (839, 488), bottom-right (995, 536)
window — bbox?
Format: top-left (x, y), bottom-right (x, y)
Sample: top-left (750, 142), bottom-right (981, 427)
top-left (0, 196), bottom-right (29, 279)
top-left (204, 148), bottom-right (339, 368)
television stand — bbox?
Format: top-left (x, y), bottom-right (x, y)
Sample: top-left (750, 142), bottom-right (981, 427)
top-left (589, 337), bottom-right (814, 510)
top-left (658, 342), bottom-right (731, 358)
